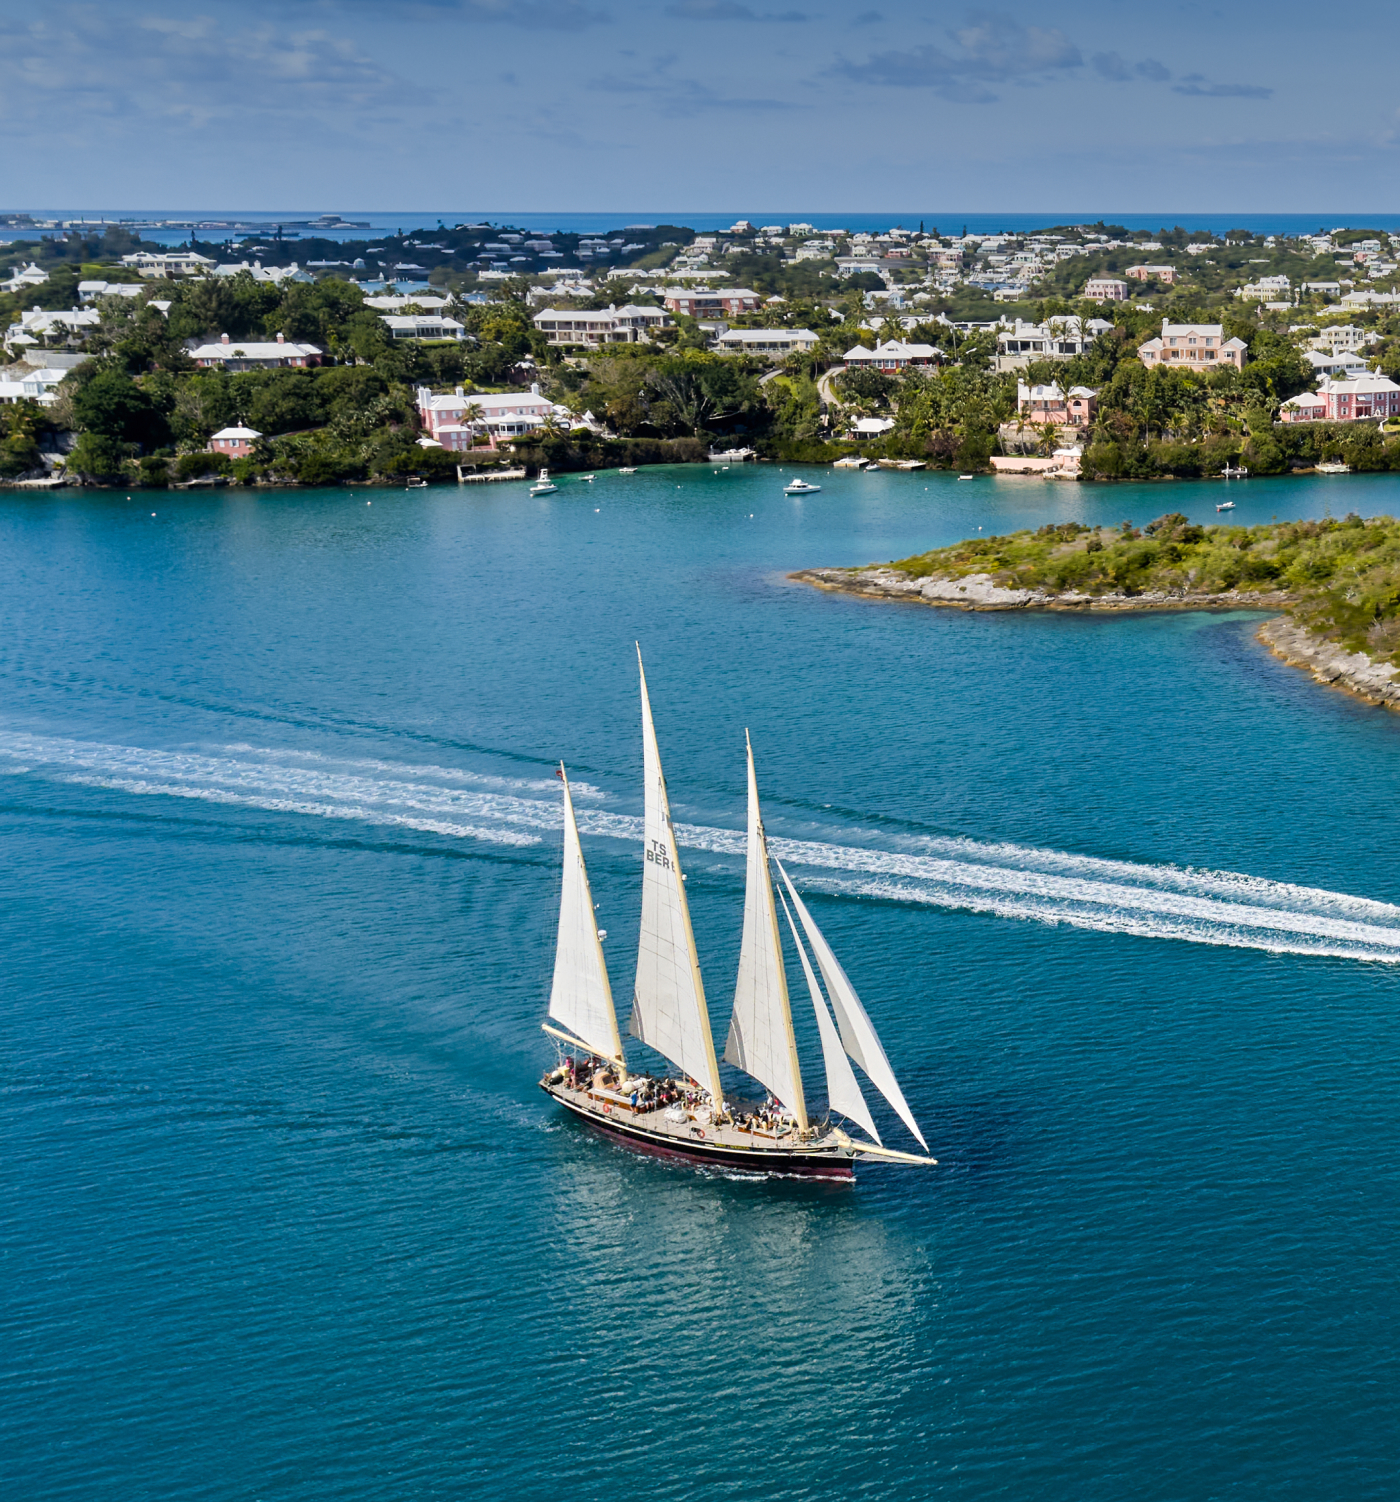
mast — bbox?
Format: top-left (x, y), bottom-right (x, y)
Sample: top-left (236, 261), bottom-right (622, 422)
top-left (547, 765), bottom-right (625, 1065)
top-left (723, 733), bottom-right (808, 1128)
top-left (628, 649), bottom-right (725, 1106)
top-left (777, 888), bottom-right (881, 1144)
top-left (776, 861), bottom-right (929, 1151)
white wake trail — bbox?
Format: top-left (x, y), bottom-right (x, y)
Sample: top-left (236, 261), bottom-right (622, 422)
top-left (5, 730), bottom-right (1399, 962)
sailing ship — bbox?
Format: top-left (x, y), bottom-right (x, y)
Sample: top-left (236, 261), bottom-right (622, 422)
top-left (539, 653), bottom-right (936, 1180)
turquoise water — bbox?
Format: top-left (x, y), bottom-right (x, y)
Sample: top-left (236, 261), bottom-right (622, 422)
top-left (3, 467), bottom-right (1399, 1500)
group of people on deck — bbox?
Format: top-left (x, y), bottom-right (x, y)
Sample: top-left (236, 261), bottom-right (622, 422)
top-left (561, 1056), bottom-right (796, 1134)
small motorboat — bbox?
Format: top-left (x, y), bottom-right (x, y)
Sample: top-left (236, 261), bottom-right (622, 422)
top-left (618, 467), bottom-right (637, 475)
top-left (958, 473), bottom-right (976, 480)
top-left (1221, 465), bottom-right (1249, 479)
top-left (783, 477), bottom-right (822, 494)
top-left (580, 474), bottom-right (595, 482)
top-left (1316, 460), bottom-right (1350, 475)
top-left (530, 468), bottom-right (558, 495)
top-left (1216, 500), bottom-right (1236, 512)
top-left (404, 474), bottom-right (428, 489)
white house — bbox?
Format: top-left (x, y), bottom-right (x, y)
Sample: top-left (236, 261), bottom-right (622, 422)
top-left (213, 261), bottom-right (314, 284)
top-left (1138, 320), bottom-right (1247, 370)
top-left (1304, 349), bottom-right (1370, 380)
top-left (364, 294), bottom-right (452, 313)
top-left (208, 424), bottom-right (262, 458)
top-left (0, 366), bottom-right (67, 405)
top-left (188, 332), bottom-right (322, 370)
top-left (847, 416), bottom-right (896, 438)
top-left (1305, 324), bottom-right (1377, 353)
top-left (379, 314), bottom-right (466, 341)
top-left (121, 251), bottom-right (216, 278)
top-left (77, 281), bottom-right (145, 303)
top-left (533, 304), bottom-right (672, 347)
top-left (715, 328), bottom-right (819, 354)
top-left (5, 306), bottom-right (100, 349)
top-left (843, 340), bottom-right (938, 370)
top-left (1, 262), bottom-right (50, 295)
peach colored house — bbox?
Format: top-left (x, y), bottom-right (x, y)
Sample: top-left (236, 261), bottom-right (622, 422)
top-left (1016, 382), bottom-right (1098, 427)
top-left (1126, 265), bottom-right (1176, 285)
top-left (1280, 375), bottom-right (1400, 422)
top-left (1085, 277), bottom-right (1128, 302)
top-left (1138, 320), bottom-right (1246, 370)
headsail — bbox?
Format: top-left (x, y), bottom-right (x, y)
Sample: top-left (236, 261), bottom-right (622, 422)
top-left (777, 888), bottom-right (879, 1143)
top-left (628, 650), bottom-right (725, 1105)
top-left (776, 862), bottom-right (928, 1151)
top-left (549, 766), bottom-right (625, 1064)
top-left (723, 734), bottom-right (807, 1128)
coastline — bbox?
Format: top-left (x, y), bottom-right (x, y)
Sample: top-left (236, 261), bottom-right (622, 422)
top-left (795, 565), bottom-right (1400, 712)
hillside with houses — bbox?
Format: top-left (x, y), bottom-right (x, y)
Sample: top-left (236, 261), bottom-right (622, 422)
top-left (5, 216), bottom-right (1400, 485)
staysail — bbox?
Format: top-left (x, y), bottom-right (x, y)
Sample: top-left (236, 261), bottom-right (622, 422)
top-left (548, 766), bottom-right (625, 1064)
top-left (776, 862), bottom-right (929, 1151)
top-left (777, 888), bottom-right (879, 1143)
top-left (628, 651), bottom-right (725, 1105)
top-left (722, 734), bottom-right (808, 1128)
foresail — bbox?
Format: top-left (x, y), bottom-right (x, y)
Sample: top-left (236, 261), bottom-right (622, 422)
top-left (777, 890), bottom-right (879, 1143)
top-left (549, 768), bottom-right (624, 1063)
top-left (628, 651), bottom-right (725, 1104)
top-left (776, 862), bottom-right (929, 1151)
top-left (722, 735), bottom-right (807, 1127)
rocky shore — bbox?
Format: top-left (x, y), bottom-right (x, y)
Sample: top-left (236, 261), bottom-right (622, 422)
top-left (793, 565), bottom-right (1296, 613)
top-left (795, 565), bottom-right (1400, 713)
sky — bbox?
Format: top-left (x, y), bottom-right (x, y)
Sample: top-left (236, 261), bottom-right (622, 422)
top-left (2, 0), bottom-right (1397, 213)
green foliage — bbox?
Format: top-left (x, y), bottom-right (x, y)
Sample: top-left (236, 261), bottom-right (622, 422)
top-left (67, 432), bottom-right (133, 481)
top-left (69, 366), bottom-right (170, 449)
top-left (888, 514), bottom-right (1400, 669)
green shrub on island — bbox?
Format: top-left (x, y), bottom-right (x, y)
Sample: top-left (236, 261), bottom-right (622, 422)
top-left (891, 514), bottom-right (1400, 666)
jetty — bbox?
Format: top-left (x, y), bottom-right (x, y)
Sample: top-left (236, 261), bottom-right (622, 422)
top-left (457, 465), bottom-right (527, 484)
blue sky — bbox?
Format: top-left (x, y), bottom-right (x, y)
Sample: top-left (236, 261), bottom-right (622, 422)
top-left (1, 0), bottom-right (1395, 212)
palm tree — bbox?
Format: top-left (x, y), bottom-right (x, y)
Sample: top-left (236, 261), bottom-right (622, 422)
top-left (461, 400), bottom-right (487, 450)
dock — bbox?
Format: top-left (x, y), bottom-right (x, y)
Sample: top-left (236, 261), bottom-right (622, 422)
top-left (457, 465), bottom-right (527, 484)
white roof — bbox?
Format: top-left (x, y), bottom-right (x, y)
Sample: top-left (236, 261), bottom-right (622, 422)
top-left (379, 314), bottom-right (464, 330)
top-left (211, 425), bottom-right (262, 440)
top-left (845, 340), bottom-right (936, 359)
top-left (852, 417), bottom-right (896, 433)
top-left (190, 338), bottom-right (321, 359)
top-left (719, 327), bottom-right (817, 341)
top-left (1318, 374), bottom-right (1400, 394)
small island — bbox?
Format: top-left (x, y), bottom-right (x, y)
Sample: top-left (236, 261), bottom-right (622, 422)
top-left (796, 512), bottom-right (1400, 711)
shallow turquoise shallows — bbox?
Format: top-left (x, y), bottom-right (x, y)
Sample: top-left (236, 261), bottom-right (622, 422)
top-left (3, 467), bottom-right (1400, 1502)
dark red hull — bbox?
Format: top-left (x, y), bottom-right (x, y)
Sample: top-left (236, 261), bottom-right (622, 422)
top-left (545, 1087), bottom-right (855, 1180)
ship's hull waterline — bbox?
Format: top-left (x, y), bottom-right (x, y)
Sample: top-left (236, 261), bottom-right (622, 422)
top-left (541, 1083), bottom-right (857, 1179)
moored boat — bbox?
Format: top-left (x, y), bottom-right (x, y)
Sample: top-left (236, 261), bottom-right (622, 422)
top-left (530, 468), bottom-right (558, 495)
top-left (783, 478), bottom-right (822, 494)
top-left (539, 653), bottom-right (936, 1179)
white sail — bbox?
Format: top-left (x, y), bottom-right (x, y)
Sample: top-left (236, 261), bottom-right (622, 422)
top-left (723, 734), bottom-right (807, 1127)
top-left (628, 651), bottom-right (725, 1104)
top-left (548, 767), bottom-right (624, 1064)
top-left (777, 889), bottom-right (879, 1143)
top-left (776, 862), bottom-right (929, 1151)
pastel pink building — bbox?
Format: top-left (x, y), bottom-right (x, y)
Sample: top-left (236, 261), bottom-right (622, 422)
top-left (1138, 320), bottom-right (1246, 371)
top-left (1126, 265), bottom-right (1177, 285)
top-left (208, 424), bottom-right (261, 457)
top-left (1280, 375), bottom-right (1400, 423)
top-left (662, 288), bottom-right (760, 318)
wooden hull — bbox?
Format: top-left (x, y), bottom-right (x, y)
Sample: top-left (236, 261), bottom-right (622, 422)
top-left (542, 1085), bottom-right (856, 1180)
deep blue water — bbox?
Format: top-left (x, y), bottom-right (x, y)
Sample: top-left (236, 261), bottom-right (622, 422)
top-left (25, 209), bottom-right (1400, 243)
top-left (3, 467), bottom-right (1400, 1501)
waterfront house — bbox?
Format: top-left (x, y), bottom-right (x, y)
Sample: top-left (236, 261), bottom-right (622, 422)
top-left (415, 384), bottom-right (566, 449)
top-left (188, 332), bottom-right (322, 370)
top-left (1279, 374), bottom-right (1400, 423)
top-left (1085, 277), bottom-right (1129, 302)
top-left (846, 416), bottom-right (896, 439)
top-left (1137, 320), bottom-right (1246, 370)
top-left (1016, 382), bottom-right (1099, 427)
top-left (843, 340), bottom-right (938, 371)
top-left (716, 328), bottom-right (819, 355)
top-left (207, 424), bottom-right (262, 458)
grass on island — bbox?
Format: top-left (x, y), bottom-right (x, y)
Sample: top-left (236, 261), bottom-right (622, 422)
top-left (890, 513), bottom-right (1400, 667)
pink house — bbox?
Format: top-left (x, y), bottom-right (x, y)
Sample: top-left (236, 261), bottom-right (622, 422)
top-left (1085, 278), bottom-right (1128, 302)
top-left (1017, 382), bottom-right (1099, 427)
top-left (1138, 320), bottom-right (1246, 371)
top-left (662, 288), bottom-right (760, 318)
top-left (415, 383), bottom-right (562, 449)
top-left (1126, 265), bottom-right (1177, 285)
top-left (1280, 375), bottom-right (1400, 423)
top-left (208, 424), bottom-right (261, 457)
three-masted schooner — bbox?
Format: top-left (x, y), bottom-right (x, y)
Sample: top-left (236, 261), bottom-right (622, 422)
top-left (539, 653), bottom-right (936, 1180)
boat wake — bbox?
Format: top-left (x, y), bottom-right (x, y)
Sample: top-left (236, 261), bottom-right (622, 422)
top-left (4, 729), bottom-right (1399, 963)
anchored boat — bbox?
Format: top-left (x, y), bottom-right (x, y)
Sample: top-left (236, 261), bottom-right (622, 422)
top-left (539, 653), bottom-right (936, 1179)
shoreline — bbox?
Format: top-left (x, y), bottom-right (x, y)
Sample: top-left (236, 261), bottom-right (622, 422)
top-left (795, 565), bottom-right (1400, 712)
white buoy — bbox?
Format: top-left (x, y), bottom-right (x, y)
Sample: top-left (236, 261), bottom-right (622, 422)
top-left (151, 512), bottom-right (156, 517)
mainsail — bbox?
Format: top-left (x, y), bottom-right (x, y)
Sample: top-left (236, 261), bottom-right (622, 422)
top-left (723, 735), bottom-right (808, 1128)
top-left (548, 766), bottom-right (625, 1064)
top-left (776, 862), bottom-right (929, 1151)
top-left (628, 651), bottom-right (725, 1105)
top-left (777, 888), bottom-right (880, 1143)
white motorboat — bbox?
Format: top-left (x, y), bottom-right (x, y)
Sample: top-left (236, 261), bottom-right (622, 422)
top-left (1221, 465), bottom-right (1249, 479)
top-left (958, 473), bottom-right (976, 480)
top-left (529, 468), bottom-right (558, 495)
top-left (619, 467), bottom-right (637, 474)
top-left (1316, 461), bottom-right (1350, 475)
top-left (783, 478), bottom-right (822, 494)
top-left (1216, 500), bottom-right (1236, 512)
top-left (580, 474), bottom-right (595, 482)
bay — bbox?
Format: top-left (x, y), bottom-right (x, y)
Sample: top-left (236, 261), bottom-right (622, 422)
top-left (2, 466), bottom-right (1398, 1501)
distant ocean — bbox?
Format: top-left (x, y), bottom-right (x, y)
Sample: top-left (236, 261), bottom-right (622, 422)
top-left (15, 210), bottom-right (1400, 245)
